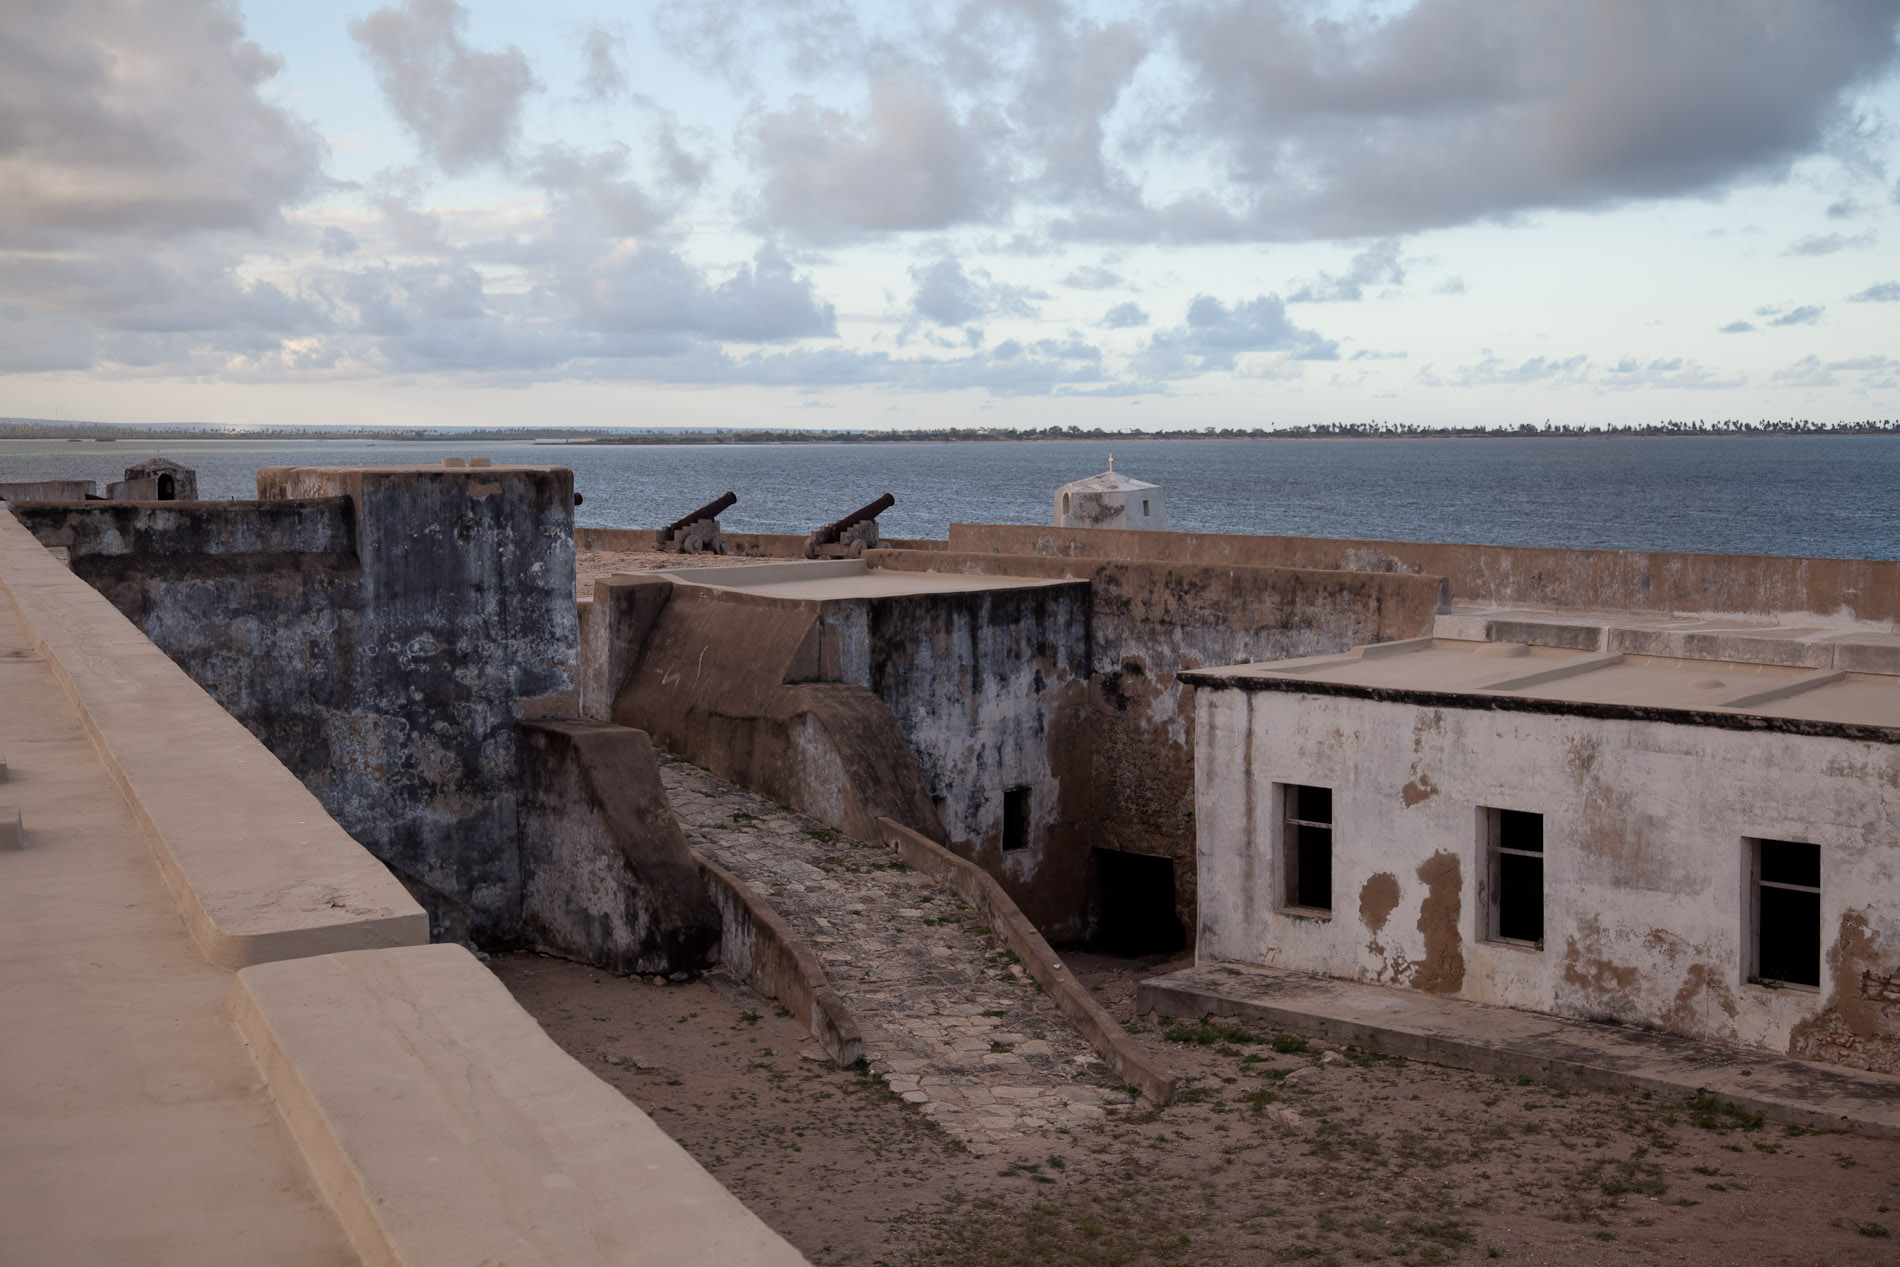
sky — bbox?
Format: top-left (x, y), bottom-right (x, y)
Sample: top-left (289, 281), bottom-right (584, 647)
top-left (2, 0), bottom-right (1898, 432)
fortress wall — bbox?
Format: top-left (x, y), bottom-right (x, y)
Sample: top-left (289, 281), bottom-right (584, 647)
top-left (19, 469), bottom-right (582, 945)
top-left (945, 524), bottom-right (1899, 628)
top-left (864, 549), bottom-right (1445, 937)
top-left (577, 526), bottom-right (945, 558)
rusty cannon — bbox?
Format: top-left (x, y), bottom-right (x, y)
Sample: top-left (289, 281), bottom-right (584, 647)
top-left (654, 491), bottom-right (737, 554)
top-left (805, 493), bottom-right (894, 559)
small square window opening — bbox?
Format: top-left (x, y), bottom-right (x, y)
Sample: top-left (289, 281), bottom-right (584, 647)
top-left (1281, 784), bottom-right (1333, 912)
top-left (1752, 838), bottom-right (1820, 988)
top-left (1485, 808), bottom-right (1544, 946)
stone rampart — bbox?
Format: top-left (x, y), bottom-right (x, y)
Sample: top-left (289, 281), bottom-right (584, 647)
top-left (945, 524), bottom-right (1899, 628)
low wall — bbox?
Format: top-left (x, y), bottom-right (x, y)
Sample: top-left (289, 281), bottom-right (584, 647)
top-left (607, 579), bottom-right (942, 844)
top-left (880, 817), bottom-right (1182, 1104)
top-left (696, 854), bottom-right (864, 1066)
top-left (577, 526), bottom-right (945, 558)
top-left (945, 524), bottom-right (1899, 628)
top-left (516, 721), bottom-right (721, 975)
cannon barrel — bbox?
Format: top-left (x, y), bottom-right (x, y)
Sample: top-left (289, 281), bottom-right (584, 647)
top-left (812, 493), bottom-right (894, 544)
top-left (662, 491), bottom-right (737, 536)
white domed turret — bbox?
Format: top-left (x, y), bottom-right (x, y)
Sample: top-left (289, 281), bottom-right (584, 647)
top-left (1053, 455), bottom-right (1165, 531)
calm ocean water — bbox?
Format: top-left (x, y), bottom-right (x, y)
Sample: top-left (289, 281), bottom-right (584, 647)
top-left (3, 435), bottom-right (1895, 560)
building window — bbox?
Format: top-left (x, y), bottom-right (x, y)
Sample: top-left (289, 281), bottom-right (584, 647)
top-left (1281, 784), bottom-right (1332, 912)
top-left (1062, 493), bottom-right (1071, 515)
top-left (1002, 786), bottom-right (1030, 852)
top-left (1752, 839), bottom-right (1821, 988)
top-left (1485, 809), bottom-right (1544, 946)
top-left (1142, 499), bottom-right (1150, 517)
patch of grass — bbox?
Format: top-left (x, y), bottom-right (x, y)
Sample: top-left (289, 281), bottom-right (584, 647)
top-left (1162, 1019), bottom-right (1263, 1047)
top-left (1270, 1033), bottom-right (1309, 1055)
top-left (1687, 1092), bottom-right (1763, 1132)
top-left (803, 825), bottom-right (841, 843)
top-left (738, 1011), bottom-right (761, 1024)
top-left (1861, 1222), bottom-right (1893, 1239)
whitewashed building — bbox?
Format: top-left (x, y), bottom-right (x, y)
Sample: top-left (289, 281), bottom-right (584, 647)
top-left (1182, 630), bottom-right (1900, 1074)
top-left (1054, 458), bottom-right (1165, 531)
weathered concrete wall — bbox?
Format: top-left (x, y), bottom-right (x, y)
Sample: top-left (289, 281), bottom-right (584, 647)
top-left (824, 584), bottom-right (1095, 936)
top-left (607, 580), bottom-right (942, 845)
top-left (1192, 685), bottom-right (1900, 1071)
top-left (864, 548), bottom-right (1445, 937)
top-left (20, 469), bottom-right (580, 946)
top-left (947, 524), bottom-right (1900, 628)
top-left (0, 480), bottom-right (97, 503)
top-left (576, 526), bottom-right (943, 556)
top-left (516, 721), bottom-right (720, 975)
top-left (253, 466), bottom-right (579, 940)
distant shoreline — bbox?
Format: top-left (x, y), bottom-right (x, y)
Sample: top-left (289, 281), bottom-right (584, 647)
top-left (3, 420), bottom-right (1897, 445)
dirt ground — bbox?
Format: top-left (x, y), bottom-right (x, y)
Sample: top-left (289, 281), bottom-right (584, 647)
top-left (497, 950), bottom-right (1900, 1267)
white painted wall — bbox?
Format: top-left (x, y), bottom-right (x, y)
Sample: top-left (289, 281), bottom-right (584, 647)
top-left (1194, 686), bottom-right (1900, 1057)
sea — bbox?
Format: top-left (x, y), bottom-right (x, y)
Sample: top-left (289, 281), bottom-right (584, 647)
top-left (2, 434), bottom-right (1895, 561)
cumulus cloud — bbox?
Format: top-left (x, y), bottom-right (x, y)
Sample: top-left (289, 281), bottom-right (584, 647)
top-left (1062, 264), bottom-right (1123, 289)
top-left (1768, 304), bottom-right (1825, 327)
top-left (1719, 320), bottom-right (1757, 333)
top-left (1072, 0), bottom-right (1900, 241)
top-left (1598, 356), bottom-right (1743, 391)
top-left (0, 0), bottom-right (324, 245)
top-left (1850, 281), bottom-right (1900, 302)
top-left (1454, 351), bottom-right (1590, 387)
top-left (1784, 229), bottom-right (1878, 255)
top-left (1288, 238), bottom-right (1407, 303)
top-left (1137, 294), bottom-right (1335, 375)
top-left (579, 25), bottom-right (627, 102)
top-left (1100, 301), bottom-right (1149, 328)
top-left (350, 0), bottom-right (540, 174)
top-left (907, 255), bottom-right (1039, 327)
top-left (748, 74), bottom-right (1006, 241)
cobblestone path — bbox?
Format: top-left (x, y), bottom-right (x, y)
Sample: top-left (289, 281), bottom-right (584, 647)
top-left (658, 757), bottom-right (1125, 1153)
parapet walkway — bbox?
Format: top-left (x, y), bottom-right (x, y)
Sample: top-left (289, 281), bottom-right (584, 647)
top-left (661, 759), bottom-right (1124, 1153)
top-left (0, 592), bottom-right (358, 1263)
top-left (1141, 962), bottom-right (1900, 1139)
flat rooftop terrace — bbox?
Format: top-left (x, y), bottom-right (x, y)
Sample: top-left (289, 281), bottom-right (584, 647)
top-left (1187, 637), bottom-right (1900, 736)
top-left (661, 557), bottom-right (1077, 601)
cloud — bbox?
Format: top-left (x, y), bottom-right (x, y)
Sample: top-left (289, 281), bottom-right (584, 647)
top-left (1718, 320), bottom-right (1757, 333)
top-left (747, 74), bottom-right (1006, 241)
top-left (1850, 282), bottom-right (1900, 302)
top-left (1598, 356), bottom-right (1744, 391)
top-left (350, 0), bottom-right (540, 174)
top-left (1768, 304), bottom-right (1824, 327)
top-left (1454, 351), bottom-right (1590, 387)
top-left (907, 255), bottom-right (1039, 327)
top-left (0, 0), bottom-right (324, 246)
top-left (1137, 294), bottom-right (1335, 375)
top-left (1062, 265), bottom-right (1124, 290)
top-left (1433, 277), bottom-right (1467, 295)
top-left (579, 25), bottom-right (627, 102)
top-left (1288, 238), bottom-right (1407, 303)
top-left (1100, 301), bottom-right (1149, 328)
top-left (1096, 0), bottom-right (1900, 241)
top-left (1784, 229), bottom-right (1878, 255)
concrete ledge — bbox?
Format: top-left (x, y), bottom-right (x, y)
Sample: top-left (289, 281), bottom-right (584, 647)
top-left (1139, 962), bottom-right (1900, 1139)
top-left (0, 509), bottom-right (426, 968)
top-left (695, 852), bottom-right (865, 1066)
top-left (232, 944), bottom-right (809, 1266)
top-left (878, 817), bottom-right (1183, 1105)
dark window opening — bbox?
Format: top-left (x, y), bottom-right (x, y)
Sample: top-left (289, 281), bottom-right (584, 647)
top-left (155, 472), bottom-right (176, 500)
top-left (1141, 499), bottom-right (1150, 516)
top-left (1282, 784), bottom-right (1332, 912)
top-left (1754, 839), bottom-right (1820, 988)
top-left (1093, 848), bottom-right (1186, 955)
top-left (1487, 808), bottom-right (1544, 945)
top-left (1001, 786), bottom-right (1030, 853)
top-left (1062, 492), bottom-right (1071, 515)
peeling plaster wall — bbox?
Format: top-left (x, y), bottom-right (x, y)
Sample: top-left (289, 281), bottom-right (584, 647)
top-left (19, 469), bottom-right (581, 946)
top-left (864, 549), bottom-right (1445, 938)
top-left (820, 585), bottom-right (1095, 938)
top-left (1194, 686), bottom-right (1900, 1069)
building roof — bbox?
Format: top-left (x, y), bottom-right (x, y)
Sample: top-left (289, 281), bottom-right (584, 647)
top-left (1056, 469), bottom-right (1158, 495)
top-left (1181, 637), bottom-right (1900, 742)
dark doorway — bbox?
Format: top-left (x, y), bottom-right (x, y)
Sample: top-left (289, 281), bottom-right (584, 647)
top-left (1093, 848), bottom-right (1186, 955)
top-left (155, 472), bottom-right (176, 500)
top-left (1001, 786), bottom-right (1029, 852)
